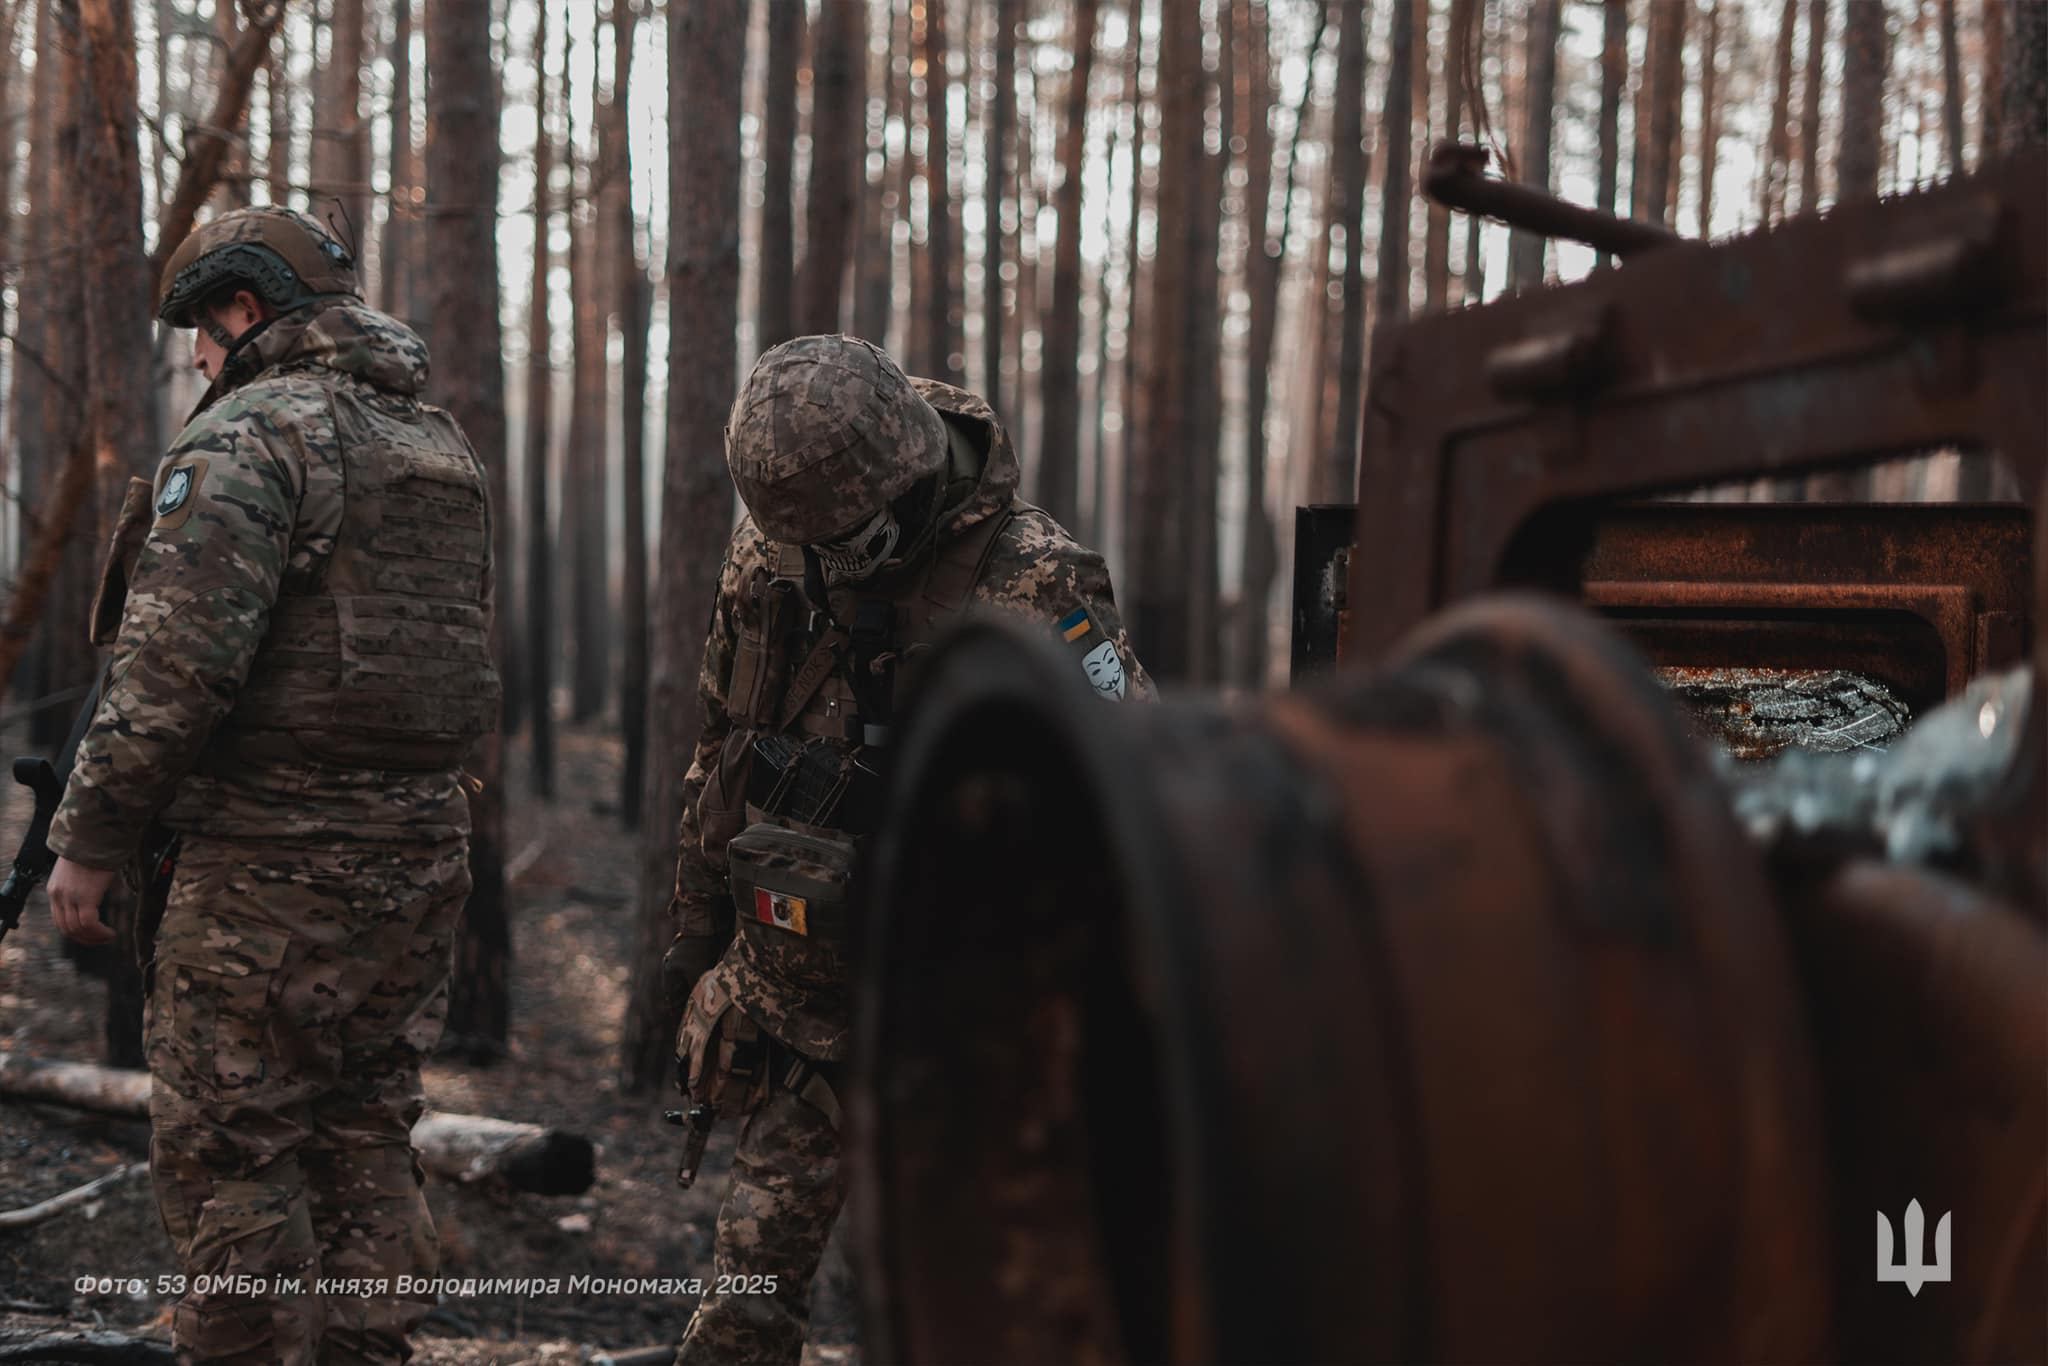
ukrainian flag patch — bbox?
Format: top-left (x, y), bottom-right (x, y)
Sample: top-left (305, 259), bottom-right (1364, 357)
top-left (1057, 605), bottom-right (1128, 701)
top-left (1059, 607), bottom-right (1093, 642)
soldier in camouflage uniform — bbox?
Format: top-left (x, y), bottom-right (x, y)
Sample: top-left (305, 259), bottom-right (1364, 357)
top-left (45, 207), bottom-right (498, 1365)
top-left (666, 334), bottom-right (1149, 1365)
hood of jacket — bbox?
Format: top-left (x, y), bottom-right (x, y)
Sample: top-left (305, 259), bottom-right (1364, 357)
top-left (198, 298), bottom-right (430, 412)
top-left (911, 378), bottom-right (1022, 538)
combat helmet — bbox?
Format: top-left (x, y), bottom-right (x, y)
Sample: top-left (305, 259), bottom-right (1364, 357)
top-left (156, 206), bottom-right (359, 329)
top-left (725, 335), bottom-right (951, 555)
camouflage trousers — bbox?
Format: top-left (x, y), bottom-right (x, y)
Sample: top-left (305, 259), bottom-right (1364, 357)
top-left (675, 1066), bottom-right (845, 1366)
top-left (146, 834), bottom-right (469, 1365)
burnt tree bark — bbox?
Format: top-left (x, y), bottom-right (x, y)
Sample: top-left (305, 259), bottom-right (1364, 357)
top-left (759, 0), bottom-right (803, 349)
top-left (922, 0), bottom-right (962, 384)
top-left (1838, 0), bottom-right (1887, 200)
top-left (798, 0), bottom-right (862, 335)
top-left (1507, 0), bottom-right (1558, 288)
top-left (608, 0), bottom-right (651, 828)
top-left (427, 0), bottom-right (511, 1053)
top-left (523, 1), bottom-right (556, 800)
top-left (1037, 0), bottom-right (1099, 533)
top-left (623, 0), bottom-right (744, 1094)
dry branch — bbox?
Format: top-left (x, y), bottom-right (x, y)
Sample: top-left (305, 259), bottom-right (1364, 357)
top-left (0, 1163), bottom-right (145, 1231)
top-left (0, 1055), bottom-right (595, 1195)
top-left (147, 0), bottom-right (285, 283)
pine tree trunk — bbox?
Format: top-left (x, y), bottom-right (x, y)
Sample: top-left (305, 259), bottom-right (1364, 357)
top-left (1120, 0), bottom-right (1149, 539)
top-left (315, 0), bottom-right (367, 239)
top-left (853, 0), bottom-right (899, 346)
top-left (1800, 0), bottom-right (1829, 211)
top-left (524, 2), bottom-right (556, 801)
top-left (607, 0), bottom-right (650, 828)
top-left (798, 0), bottom-right (862, 335)
top-left (1128, 0), bottom-right (1209, 678)
top-left (2005, 0), bottom-right (2048, 147)
top-left (984, 0), bottom-right (1017, 411)
top-left (561, 25), bottom-right (610, 728)
top-left (1935, 0), bottom-right (1963, 172)
top-left (1763, 0), bottom-right (1797, 222)
top-left (382, 0), bottom-right (417, 321)
top-left (758, 0), bottom-right (801, 349)
top-left (426, 0), bottom-right (511, 1053)
top-left (1639, 0), bottom-right (1686, 229)
top-left (1839, 0), bottom-right (1887, 200)
top-left (1188, 0), bottom-right (1231, 684)
top-left (1982, 0), bottom-right (2006, 160)
top-left (267, 26), bottom-right (290, 204)
top-left (623, 0), bottom-right (744, 1094)
top-left (1037, 0), bottom-right (1098, 533)
top-left (1507, 0), bottom-right (1555, 288)
top-left (1321, 0), bottom-right (1370, 505)
top-left (1427, 0), bottom-right (1471, 304)
top-left (211, 0), bottom-right (248, 209)
top-left (1698, 0), bottom-right (1720, 236)
top-left (924, 0), bottom-right (962, 384)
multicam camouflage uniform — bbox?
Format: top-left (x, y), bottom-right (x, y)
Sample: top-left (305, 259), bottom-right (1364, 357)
top-left (668, 337), bottom-right (1149, 1365)
top-left (50, 222), bottom-right (496, 1366)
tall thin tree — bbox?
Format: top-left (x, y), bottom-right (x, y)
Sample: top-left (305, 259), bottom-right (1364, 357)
top-left (853, 0), bottom-right (900, 346)
top-left (1038, 0), bottom-right (1100, 532)
top-left (1838, 0), bottom-right (1887, 199)
top-left (1698, 0), bottom-right (1722, 235)
top-left (524, 1), bottom-right (557, 800)
top-left (1982, 0), bottom-right (2007, 161)
top-left (565, 21), bottom-right (610, 725)
top-left (759, 0), bottom-right (803, 349)
top-left (923, 0), bottom-right (963, 383)
top-left (798, 0), bottom-right (864, 334)
top-left (427, 0), bottom-right (511, 1051)
top-left (1762, 0), bottom-right (1797, 222)
top-left (1507, 0), bottom-right (1558, 287)
top-left (382, 0), bottom-right (419, 320)
top-left (1320, 0), bottom-right (1370, 505)
top-left (609, 0), bottom-right (651, 826)
top-left (2004, 0), bottom-right (2048, 147)
top-left (1799, 0), bottom-right (1829, 211)
top-left (985, 0), bottom-right (1017, 411)
top-left (623, 0), bottom-right (745, 1092)
top-left (1428, 0), bottom-right (1474, 301)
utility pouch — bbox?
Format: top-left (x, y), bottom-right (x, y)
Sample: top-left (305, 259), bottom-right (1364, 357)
top-left (727, 821), bottom-right (855, 987)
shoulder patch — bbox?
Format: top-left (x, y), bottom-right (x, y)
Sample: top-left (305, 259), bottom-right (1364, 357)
top-left (1057, 606), bottom-right (1128, 701)
top-left (153, 457), bottom-right (209, 530)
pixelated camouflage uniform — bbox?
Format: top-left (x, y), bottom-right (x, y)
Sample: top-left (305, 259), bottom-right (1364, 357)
top-left (50, 296), bottom-right (496, 1366)
top-left (669, 356), bottom-right (1149, 1366)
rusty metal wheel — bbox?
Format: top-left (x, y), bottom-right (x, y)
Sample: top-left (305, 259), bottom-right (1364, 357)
top-left (854, 595), bottom-right (1828, 1364)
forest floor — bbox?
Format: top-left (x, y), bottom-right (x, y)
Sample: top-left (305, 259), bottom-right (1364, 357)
top-left (0, 723), bottom-right (859, 1364)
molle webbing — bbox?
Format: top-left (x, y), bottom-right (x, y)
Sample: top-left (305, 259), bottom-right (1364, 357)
top-left (224, 384), bottom-right (497, 770)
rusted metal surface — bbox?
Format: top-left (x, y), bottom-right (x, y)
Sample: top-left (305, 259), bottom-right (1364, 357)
top-left (857, 601), bottom-right (1828, 1363)
top-left (1423, 142), bottom-right (1682, 261)
top-left (1351, 150), bottom-right (2046, 663)
top-left (1781, 859), bottom-right (2046, 1364)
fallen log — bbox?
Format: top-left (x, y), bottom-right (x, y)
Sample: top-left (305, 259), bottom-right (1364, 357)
top-left (0, 1163), bottom-right (145, 1232)
top-left (0, 1055), bottom-right (595, 1196)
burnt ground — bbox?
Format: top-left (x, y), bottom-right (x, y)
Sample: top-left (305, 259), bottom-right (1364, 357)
top-left (0, 725), bottom-right (858, 1364)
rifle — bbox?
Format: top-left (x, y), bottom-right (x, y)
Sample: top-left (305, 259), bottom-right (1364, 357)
top-left (0, 679), bottom-right (102, 944)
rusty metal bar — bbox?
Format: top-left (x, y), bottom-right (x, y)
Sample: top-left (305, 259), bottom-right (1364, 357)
top-left (1422, 142), bottom-right (1683, 260)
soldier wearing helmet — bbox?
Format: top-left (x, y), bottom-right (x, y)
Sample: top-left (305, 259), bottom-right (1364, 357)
top-left (667, 334), bottom-right (1149, 1364)
top-left (45, 206), bottom-right (498, 1365)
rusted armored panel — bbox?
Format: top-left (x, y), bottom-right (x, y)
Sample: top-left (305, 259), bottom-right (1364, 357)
top-left (854, 602), bottom-right (1827, 1364)
top-left (1349, 150), bottom-right (2047, 663)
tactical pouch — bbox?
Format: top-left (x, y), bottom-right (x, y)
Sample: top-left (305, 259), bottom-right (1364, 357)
top-left (727, 820), bottom-right (855, 989)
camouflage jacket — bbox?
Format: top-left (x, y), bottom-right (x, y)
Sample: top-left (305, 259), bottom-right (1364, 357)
top-left (668, 380), bottom-right (1152, 1046)
top-left (49, 301), bottom-right (482, 869)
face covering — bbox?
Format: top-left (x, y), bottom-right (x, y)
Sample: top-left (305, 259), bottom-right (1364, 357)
top-left (816, 504), bottom-right (902, 585)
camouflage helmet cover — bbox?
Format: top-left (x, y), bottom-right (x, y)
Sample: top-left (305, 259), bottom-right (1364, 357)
top-left (156, 206), bottom-right (360, 327)
top-left (725, 334), bottom-right (951, 545)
